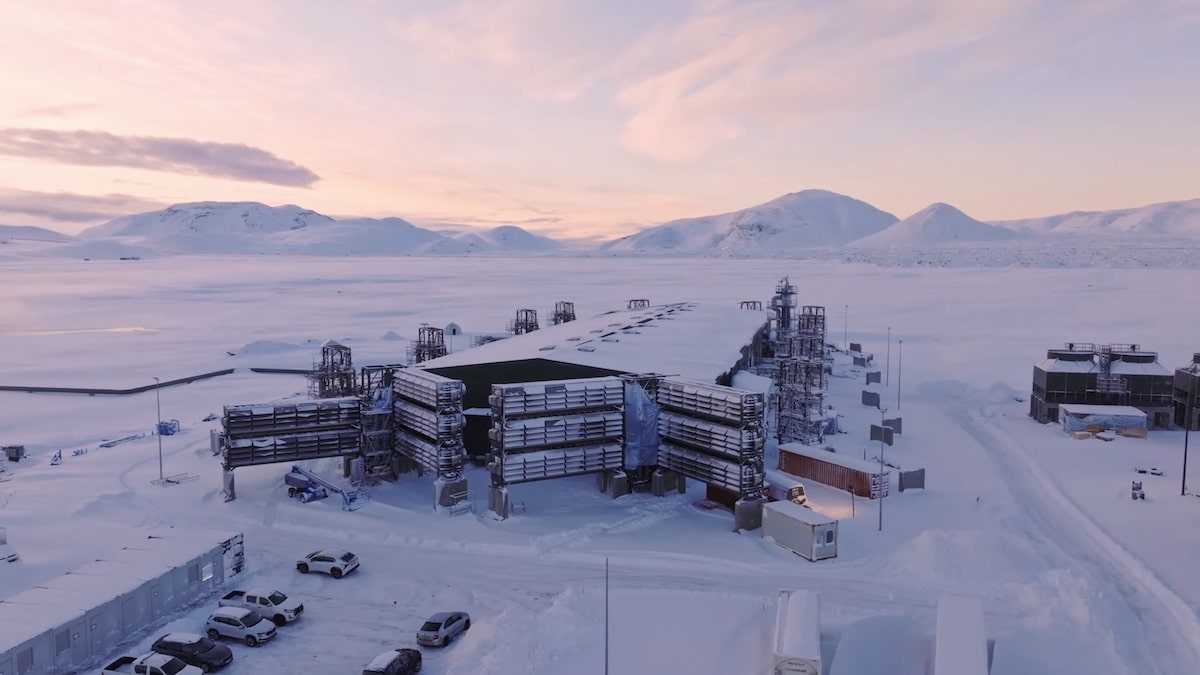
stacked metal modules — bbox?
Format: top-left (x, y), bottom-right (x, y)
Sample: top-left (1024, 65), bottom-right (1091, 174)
top-left (220, 397), bottom-right (361, 469)
top-left (360, 365), bottom-right (403, 480)
top-left (655, 378), bottom-right (765, 503)
top-left (776, 305), bottom-right (827, 446)
top-left (487, 377), bottom-right (625, 492)
top-left (392, 368), bottom-right (467, 481)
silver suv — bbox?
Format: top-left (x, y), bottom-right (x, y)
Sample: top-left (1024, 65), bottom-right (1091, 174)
top-left (205, 606), bottom-right (276, 647)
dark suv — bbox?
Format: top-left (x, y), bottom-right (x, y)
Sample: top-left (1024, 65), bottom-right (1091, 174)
top-left (363, 648), bottom-right (422, 675)
top-left (151, 632), bottom-right (234, 672)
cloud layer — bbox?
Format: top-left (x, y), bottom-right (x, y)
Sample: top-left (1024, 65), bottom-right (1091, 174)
top-left (0, 129), bottom-right (320, 187)
top-left (0, 188), bottom-right (166, 223)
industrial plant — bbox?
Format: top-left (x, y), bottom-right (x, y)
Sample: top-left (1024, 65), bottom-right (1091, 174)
top-left (208, 281), bottom-right (838, 527)
top-left (1029, 342), bottom-right (1176, 429)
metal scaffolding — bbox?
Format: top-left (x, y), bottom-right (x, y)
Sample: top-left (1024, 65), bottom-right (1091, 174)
top-left (308, 341), bottom-right (356, 398)
top-left (739, 300), bottom-right (763, 310)
top-left (627, 298), bottom-right (650, 309)
top-left (769, 277), bottom-right (797, 358)
top-left (550, 300), bottom-right (577, 325)
top-left (775, 305), bottom-right (826, 446)
top-left (508, 309), bottom-right (540, 335)
top-left (407, 324), bottom-right (449, 364)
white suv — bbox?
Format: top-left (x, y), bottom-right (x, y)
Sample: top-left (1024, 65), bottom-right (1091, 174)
top-left (205, 606), bottom-right (277, 647)
top-left (297, 548), bottom-right (360, 578)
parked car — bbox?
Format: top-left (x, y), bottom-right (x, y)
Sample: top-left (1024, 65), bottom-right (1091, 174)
top-left (205, 606), bottom-right (277, 646)
top-left (101, 653), bottom-right (203, 675)
top-left (296, 548), bottom-right (359, 578)
top-left (362, 648), bottom-right (422, 675)
top-left (416, 611), bottom-right (471, 647)
top-left (219, 588), bottom-right (304, 625)
top-left (151, 632), bottom-right (234, 672)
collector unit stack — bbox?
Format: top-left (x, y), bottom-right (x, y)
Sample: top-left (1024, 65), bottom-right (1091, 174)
top-left (486, 377), bottom-right (626, 518)
top-left (655, 378), bottom-right (767, 530)
top-left (392, 368), bottom-right (470, 511)
top-left (775, 305), bottom-right (827, 446)
top-left (219, 397), bottom-right (361, 501)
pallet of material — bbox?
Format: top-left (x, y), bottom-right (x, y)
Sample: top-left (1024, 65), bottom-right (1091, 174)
top-left (1117, 428), bottom-right (1148, 439)
top-left (1072, 432), bottom-right (1094, 440)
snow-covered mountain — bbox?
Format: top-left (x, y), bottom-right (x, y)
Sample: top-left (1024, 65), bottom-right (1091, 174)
top-left (0, 224), bottom-right (72, 243)
top-left (852, 203), bottom-right (1023, 247)
top-left (992, 199), bottom-right (1200, 236)
top-left (600, 190), bottom-right (899, 252)
top-left (451, 225), bottom-right (562, 251)
top-left (71, 202), bottom-right (558, 256)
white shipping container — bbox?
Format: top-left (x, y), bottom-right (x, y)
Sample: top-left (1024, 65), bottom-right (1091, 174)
top-left (773, 589), bottom-right (822, 675)
top-left (763, 501), bottom-right (838, 562)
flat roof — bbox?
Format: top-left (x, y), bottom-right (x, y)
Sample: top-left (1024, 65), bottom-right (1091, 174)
top-left (775, 589), bottom-right (821, 659)
top-left (765, 500), bottom-right (836, 526)
top-left (933, 595), bottom-right (989, 675)
top-left (419, 302), bottom-right (769, 383)
top-left (0, 530), bottom-right (239, 651)
top-left (1059, 404), bottom-right (1147, 417)
top-left (1037, 358), bottom-right (1097, 374)
top-left (780, 443), bottom-right (887, 475)
top-left (1108, 360), bottom-right (1172, 376)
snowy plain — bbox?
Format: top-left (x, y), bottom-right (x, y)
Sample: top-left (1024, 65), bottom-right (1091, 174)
top-left (2, 255), bottom-right (1199, 675)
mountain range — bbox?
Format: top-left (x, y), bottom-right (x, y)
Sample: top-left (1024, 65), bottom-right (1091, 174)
top-left (3, 191), bottom-right (1198, 259)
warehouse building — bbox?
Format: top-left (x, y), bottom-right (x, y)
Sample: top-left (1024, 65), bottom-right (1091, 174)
top-left (0, 530), bottom-right (244, 675)
top-left (1176, 354), bottom-right (1200, 430)
top-left (419, 302), bottom-right (770, 459)
top-left (1029, 342), bottom-right (1175, 428)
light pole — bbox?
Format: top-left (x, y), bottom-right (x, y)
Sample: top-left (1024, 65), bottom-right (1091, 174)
top-left (153, 377), bottom-right (164, 481)
top-left (897, 339), bottom-right (903, 410)
top-left (878, 407), bottom-right (887, 532)
top-left (885, 327), bottom-right (892, 386)
top-left (843, 305), bottom-right (849, 351)
top-left (1184, 374), bottom-right (1195, 497)
top-left (604, 557), bottom-right (610, 675)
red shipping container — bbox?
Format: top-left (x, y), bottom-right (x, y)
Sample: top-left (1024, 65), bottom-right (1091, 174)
top-left (778, 444), bottom-right (888, 499)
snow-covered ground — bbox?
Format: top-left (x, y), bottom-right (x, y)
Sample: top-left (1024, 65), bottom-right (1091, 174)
top-left (2, 255), bottom-right (1199, 674)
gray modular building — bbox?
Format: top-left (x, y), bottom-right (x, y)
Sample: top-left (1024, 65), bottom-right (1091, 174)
top-left (1176, 354), bottom-right (1200, 430)
top-left (1029, 343), bottom-right (1175, 428)
top-left (418, 302), bottom-right (770, 459)
top-left (0, 530), bottom-right (244, 675)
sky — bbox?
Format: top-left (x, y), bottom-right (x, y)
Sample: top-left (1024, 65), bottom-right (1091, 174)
top-left (0, 0), bottom-right (1197, 240)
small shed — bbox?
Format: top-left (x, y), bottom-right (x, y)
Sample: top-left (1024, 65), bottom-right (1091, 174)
top-left (779, 443), bottom-right (889, 499)
top-left (763, 501), bottom-right (838, 561)
top-left (0, 530), bottom-right (244, 675)
top-left (1058, 404), bottom-right (1148, 434)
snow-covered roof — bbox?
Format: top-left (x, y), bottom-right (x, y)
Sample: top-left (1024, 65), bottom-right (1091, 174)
top-left (933, 595), bottom-right (989, 675)
top-left (765, 499), bottom-right (836, 526)
top-left (0, 530), bottom-right (239, 650)
top-left (1059, 404), bottom-right (1147, 418)
top-left (1036, 357), bottom-right (1097, 373)
top-left (419, 302), bottom-right (769, 383)
top-left (212, 605), bottom-right (253, 620)
top-left (1108, 360), bottom-right (1172, 376)
top-left (779, 442), bottom-right (888, 475)
top-left (775, 589), bottom-right (821, 659)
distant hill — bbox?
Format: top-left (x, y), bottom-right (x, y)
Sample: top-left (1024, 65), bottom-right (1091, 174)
top-left (852, 203), bottom-right (1023, 247)
top-left (71, 202), bottom-right (560, 256)
top-left (992, 199), bottom-right (1200, 236)
top-left (600, 190), bottom-right (899, 252)
top-left (0, 224), bottom-right (72, 243)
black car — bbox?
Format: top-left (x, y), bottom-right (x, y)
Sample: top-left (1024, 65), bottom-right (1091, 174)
top-left (363, 647), bottom-right (422, 675)
top-left (151, 632), bottom-right (234, 672)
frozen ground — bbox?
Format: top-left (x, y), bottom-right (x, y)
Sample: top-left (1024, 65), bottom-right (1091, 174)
top-left (2, 255), bottom-right (1199, 674)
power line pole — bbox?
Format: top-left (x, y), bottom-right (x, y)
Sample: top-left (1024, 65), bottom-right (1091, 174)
top-left (153, 377), bottom-right (164, 481)
top-left (897, 339), bottom-right (903, 410)
top-left (843, 305), bottom-right (848, 351)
